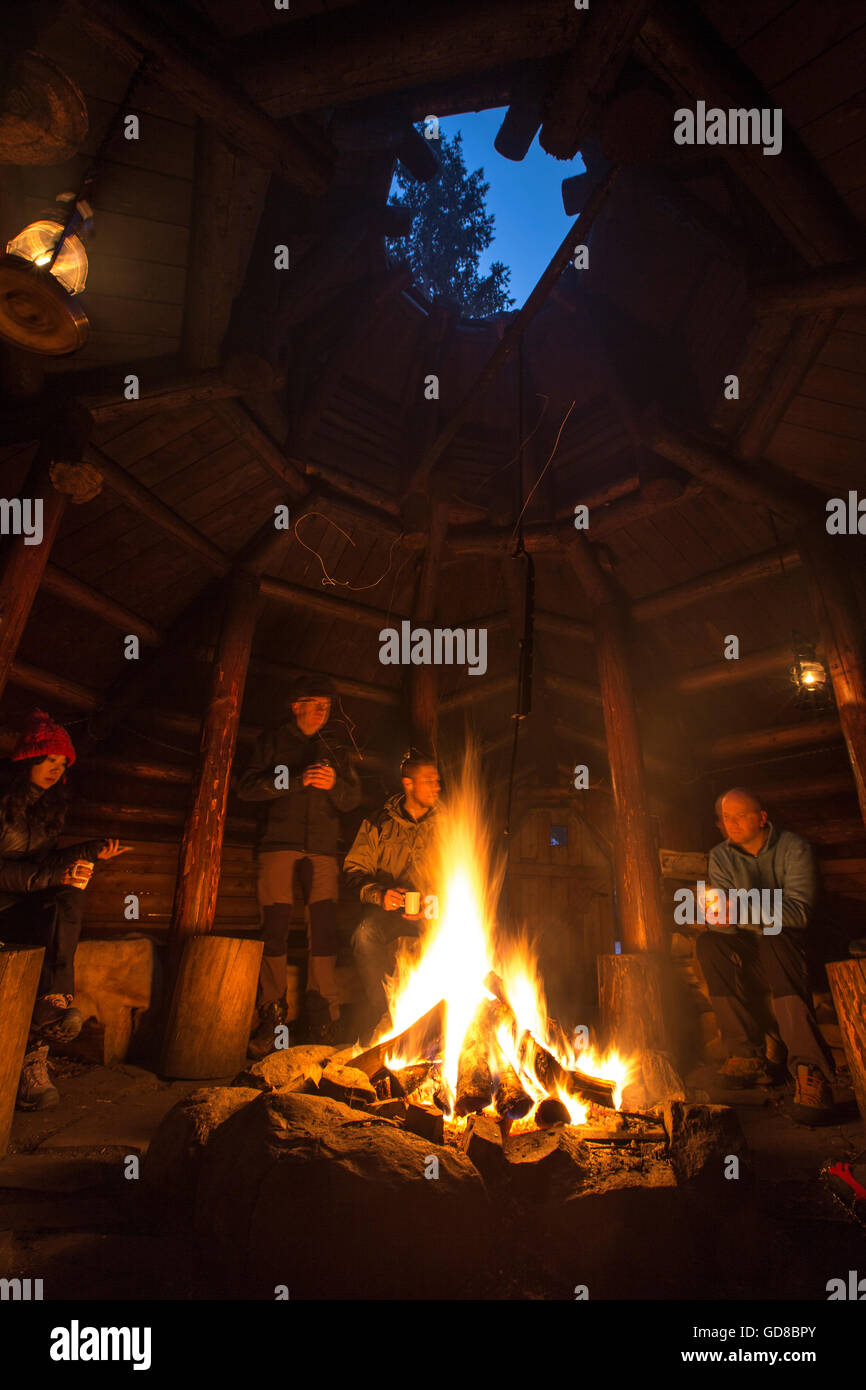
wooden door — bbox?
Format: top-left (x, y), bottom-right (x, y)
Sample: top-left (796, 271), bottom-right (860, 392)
top-left (504, 808), bottom-right (615, 1030)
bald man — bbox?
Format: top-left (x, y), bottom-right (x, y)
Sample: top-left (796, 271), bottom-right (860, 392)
top-left (696, 787), bottom-right (836, 1125)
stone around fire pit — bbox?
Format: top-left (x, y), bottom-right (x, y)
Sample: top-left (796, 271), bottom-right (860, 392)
top-left (231, 1044), bottom-right (335, 1092)
top-left (194, 1089), bottom-right (488, 1299)
top-left (143, 1086), bottom-right (261, 1209)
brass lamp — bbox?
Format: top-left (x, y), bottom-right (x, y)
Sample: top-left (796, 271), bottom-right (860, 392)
top-left (0, 192), bottom-right (92, 354)
top-left (790, 639), bottom-right (829, 705)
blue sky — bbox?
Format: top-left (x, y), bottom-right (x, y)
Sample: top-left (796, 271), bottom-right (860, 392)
top-left (426, 108), bottom-right (586, 306)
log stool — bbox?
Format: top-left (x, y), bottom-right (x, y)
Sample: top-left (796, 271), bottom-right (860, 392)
top-left (0, 945), bottom-right (44, 1158)
top-left (161, 935), bottom-right (263, 1079)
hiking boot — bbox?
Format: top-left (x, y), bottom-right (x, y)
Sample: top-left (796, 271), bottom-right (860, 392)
top-left (30, 993), bottom-right (83, 1042)
top-left (715, 1055), bottom-right (775, 1089)
top-left (16, 1045), bottom-right (59, 1111)
top-left (790, 1064), bottom-right (836, 1126)
top-left (247, 999), bottom-right (288, 1060)
top-left (850, 937), bottom-right (866, 957)
top-left (302, 990), bottom-right (338, 1046)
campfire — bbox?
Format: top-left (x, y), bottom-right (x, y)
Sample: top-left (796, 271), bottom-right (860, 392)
top-left (348, 755), bottom-right (635, 1143)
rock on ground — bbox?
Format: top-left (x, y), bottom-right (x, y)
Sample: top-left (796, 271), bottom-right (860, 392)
top-left (195, 1089), bottom-right (488, 1298)
top-left (143, 1086), bottom-right (260, 1208)
top-left (231, 1045), bottom-right (335, 1092)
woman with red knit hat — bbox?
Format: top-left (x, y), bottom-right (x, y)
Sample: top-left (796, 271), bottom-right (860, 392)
top-left (0, 710), bottom-right (128, 1110)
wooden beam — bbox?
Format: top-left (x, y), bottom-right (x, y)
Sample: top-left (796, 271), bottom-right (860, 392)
top-left (9, 658), bottom-right (97, 711)
top-left (641, 415), bottom-right (810, 524)
top-left (0, 453), bottom-right (66, 702)
top-left (40, 565), bottom-right (162, 646)
top-left (209, 397), bottom-right (307, 496)
top-left (86, 444), bottom-right (230, 574)
top-left (699, 718), bottom-right (843, 765)
top-left (171, 570), bottom-right (260, 937)
top-left (567, 532), bottom-right (666, 955)
top-left (408, 169), bottom-right (617, 493)
top-left (734, 312), bottom-right (839, 462)
top-left (754, 263), bottom-right (866, 318)
top-left (258, 574), bottom-right (404, 632)
top-left (632, 545), bottom-right (801, 623)
top-left (69, 0), bottom-right (333, 195)
top-left (673, 642), bottom-right (796, 695)
top-left (182, 125), bottom-right (271, 371)
top-left (439, 675), bottom-right (514, 714)
top-left (636, 2), bottom-right (863, 266)
top-left (798, 531), bottom-right (866, 830)
top-left (72, 356), bottom-right (282, 423)
top-left (237, 0), bottom-right (584, 118)
top-left (535, 610), bottom-right (594, 646)
top-left (539, 0), bottom-right (649, 159)
top-left (543, 671), bottom-right (602, 707)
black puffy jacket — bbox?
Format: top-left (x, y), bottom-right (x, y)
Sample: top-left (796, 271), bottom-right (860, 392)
top-left (0, 787), bottom-right (106, 901)
top-left (235, 719), bottom-right (361, 856)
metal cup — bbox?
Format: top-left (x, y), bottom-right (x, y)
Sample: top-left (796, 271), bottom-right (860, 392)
top-left (404, 891), bottom-right (421, 915)
top-left (68, 859), bottom-right (94, 889)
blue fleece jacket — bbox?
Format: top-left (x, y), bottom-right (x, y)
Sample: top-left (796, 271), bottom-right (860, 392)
top-left (707, 822), bottom-right (816, 933)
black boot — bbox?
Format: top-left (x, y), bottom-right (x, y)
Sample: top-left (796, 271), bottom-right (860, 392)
top-left (247, 999), bottom-right (288, 1060)
top-left (302, 990), bottom-right (335, 1046)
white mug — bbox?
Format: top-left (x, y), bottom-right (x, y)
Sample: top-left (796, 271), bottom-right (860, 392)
top-left (68, 860), bottom-right (94, 889)
top-left (404, 891), bottom-right (421, 915)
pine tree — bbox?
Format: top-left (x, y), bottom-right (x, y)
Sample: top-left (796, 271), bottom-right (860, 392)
top-left (388, 129), bottom-right (514, 318)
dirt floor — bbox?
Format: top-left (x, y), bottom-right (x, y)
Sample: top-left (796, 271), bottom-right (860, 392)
top-left (1, 1056), bottom-right (864, 1301)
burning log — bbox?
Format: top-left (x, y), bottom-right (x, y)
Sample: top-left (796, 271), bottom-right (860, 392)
top-left (455, 1012), bottom-right (494, 1116)
top-left (493, 1065), bottom-right (533, 1121)
top-left (350, 999), bottom-right (446, 1079)
top-left (535, 1097), bottom-right (571, 1128)
top-left (483, 973), bottom-right (617, 1109)
top-left (391, 1062), bottom-right (434, 1099)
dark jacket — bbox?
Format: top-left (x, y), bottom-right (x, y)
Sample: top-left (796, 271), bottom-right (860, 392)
top-left (0, 786), bottom-right (106, 901)
top-left (235, 720), bottom-right (361, 856)
top-left (343, 794), bottom-right (442, 906)
top-left (707, 822), bottom-right (816, 934)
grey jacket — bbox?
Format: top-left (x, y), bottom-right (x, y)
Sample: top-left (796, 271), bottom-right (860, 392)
top-left (707, 822), bottom-right (816, 933)
top-left (343, 795), bottom-right (441, 906)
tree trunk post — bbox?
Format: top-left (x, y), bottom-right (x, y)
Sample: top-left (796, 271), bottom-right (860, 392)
top-left (170, 569), bottom-right (261, 938)
top-left (409, 499), bottom-right (448, 754)
top-left (0, 452), bottom-right (67, 702)
top-left (568, 534), bottom-right (670, 1056)
top-left (799, 530), bottom-right (866, 830)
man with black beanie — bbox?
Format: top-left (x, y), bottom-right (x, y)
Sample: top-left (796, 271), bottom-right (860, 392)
top-left (236, 674), bottom-right (360, 1053)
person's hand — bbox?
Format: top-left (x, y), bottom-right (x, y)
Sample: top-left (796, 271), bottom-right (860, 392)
top-left (702, 885), bottom-right (728, 925)
top-left (97, 839), bottom-right (132, 861)
top-left (303, 764), bottom-right (336, 790)
top-left (383, 888), bottom-right (405, 911)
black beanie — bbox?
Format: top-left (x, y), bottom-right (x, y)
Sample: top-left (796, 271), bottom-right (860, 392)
top-left (290, 672), bottom-right (336, 702)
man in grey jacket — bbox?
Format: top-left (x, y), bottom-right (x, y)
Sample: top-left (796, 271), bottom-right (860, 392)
top-left (344, 754), bottom-right (441, 1035)
top-left (696, 787), bottom-right (835, 1124)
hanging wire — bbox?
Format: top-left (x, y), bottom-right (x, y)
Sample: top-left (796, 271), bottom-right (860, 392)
top-left (293, 510), bottom-right (405, 591)
top-left (46, 52), bottom-right (152, 272)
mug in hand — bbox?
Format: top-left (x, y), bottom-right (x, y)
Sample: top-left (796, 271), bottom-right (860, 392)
top-left (68, 859), bottom-right (94, 889)
top-left (404, 891), bottom-right (421, 916)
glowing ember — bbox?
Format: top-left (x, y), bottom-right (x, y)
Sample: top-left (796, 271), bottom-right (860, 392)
top-left (358, 748), bottom-right (631, 1129)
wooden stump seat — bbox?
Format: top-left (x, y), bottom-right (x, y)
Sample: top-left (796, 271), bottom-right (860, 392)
top-left (71, 935), bottom-right (158, 1064)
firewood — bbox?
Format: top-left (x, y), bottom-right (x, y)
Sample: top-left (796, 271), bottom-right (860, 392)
top-left (350, 999), bottom-right (446, 1078)
top-left (316, 1063), bottom-right (377, 1109)
top-left (366, 1098), bottom-right (407, 1120)
top-left (535, 1097), bottom-right (571, 1128)
top-left (404, 1103), bottom-right (445, 1145)
top-left (484, 973), bottom-right (616, 1108)
top-left (391, 1062), bottom-right (434, 1099)
top-left (493, 1063), bottom-right (533, 1120)
top-left (455, 1014), bottom-right (494, 1116)
top-left (580, 1128), bottom-right (666, 1145)
top-left (460, 1113), bottom-right (507, 1182)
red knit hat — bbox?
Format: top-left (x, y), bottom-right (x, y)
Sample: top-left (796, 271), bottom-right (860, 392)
top-left (12, 709), bottom-right (76, 767)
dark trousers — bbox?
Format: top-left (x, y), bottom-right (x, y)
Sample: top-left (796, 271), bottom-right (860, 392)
top-left (0, 887), bottom-right (84, 997)
top-left (256, 851), bottom-right (339, 1017)
top-left (350, 905), bottom-right (421, 1031)
top-left (696, 928), bottom-right (834, 1083)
